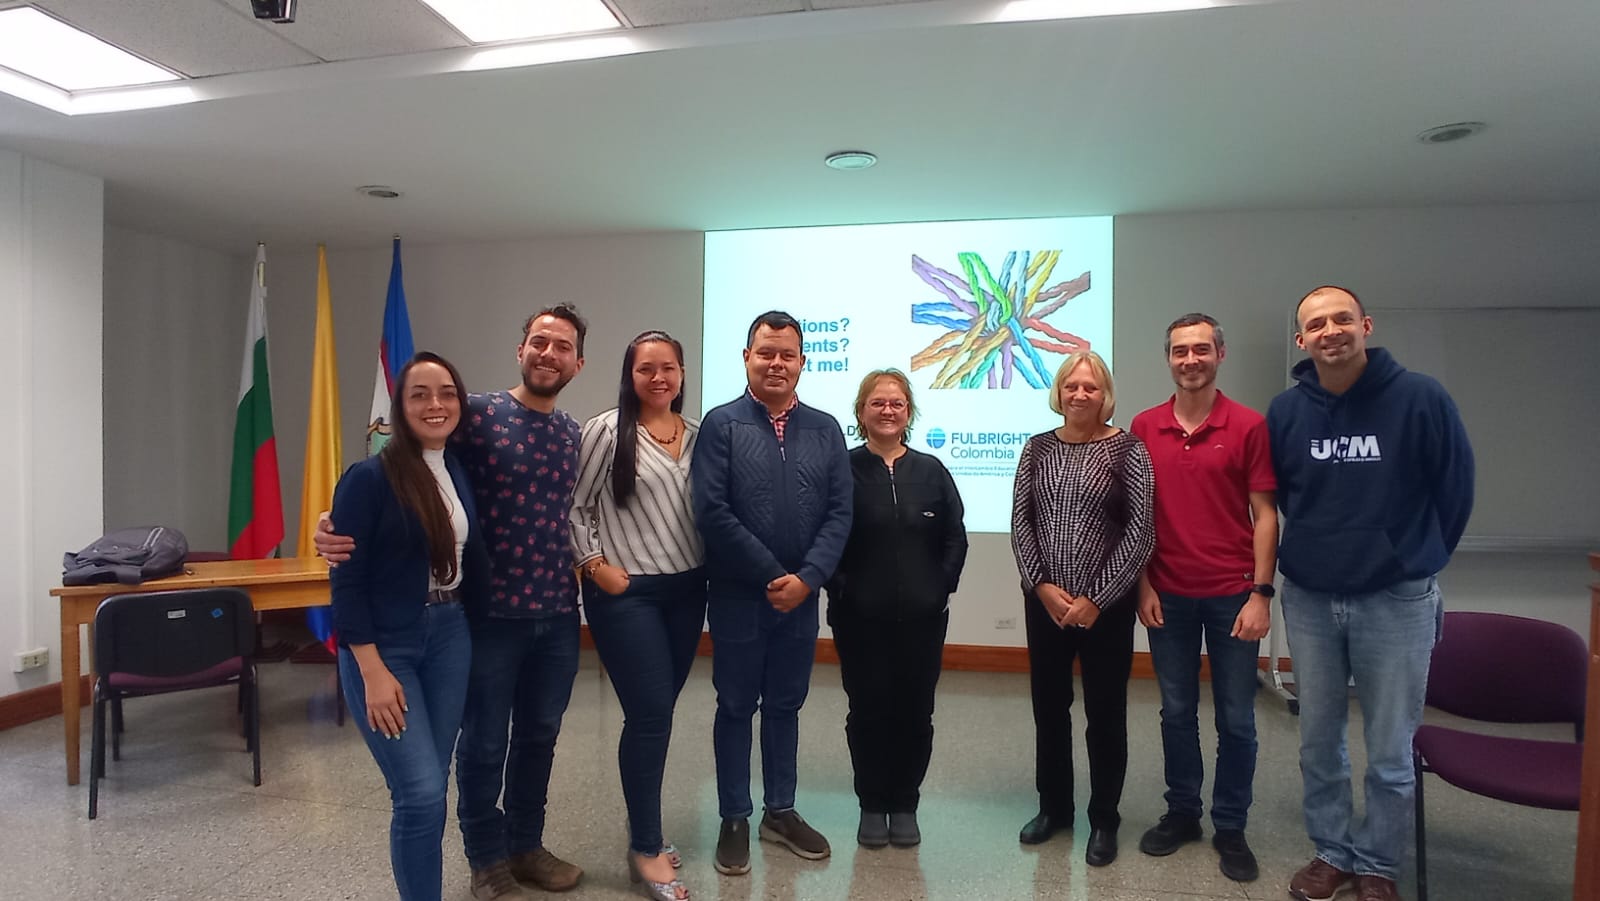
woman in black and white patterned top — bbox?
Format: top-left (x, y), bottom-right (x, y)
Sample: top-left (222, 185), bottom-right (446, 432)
top-left (1011, 350), bottom-right (1156, 868)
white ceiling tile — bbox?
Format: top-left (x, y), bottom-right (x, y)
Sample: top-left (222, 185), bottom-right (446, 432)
top-left (240, 0), bottom-right (469, 61)
top-left (36, 0), bottom-right (318, 77)
top-left (612, 0), bottom-right (805, 28)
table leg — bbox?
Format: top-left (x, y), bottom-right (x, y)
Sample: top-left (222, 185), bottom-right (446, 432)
top-left (61, 606), bottom-right (81, 786)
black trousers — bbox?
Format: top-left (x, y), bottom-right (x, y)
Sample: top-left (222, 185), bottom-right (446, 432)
top-left (832, 606), bottom-right (949, 813)
top-left (1024, 589), bottom-right (1136, 831)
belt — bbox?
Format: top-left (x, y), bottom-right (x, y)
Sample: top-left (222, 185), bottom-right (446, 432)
top-left (426, 588), bottom-right (462, 606)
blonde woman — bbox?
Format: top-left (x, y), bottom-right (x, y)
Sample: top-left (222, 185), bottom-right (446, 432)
top-left (1010, 351), bottom-right (1155, 867)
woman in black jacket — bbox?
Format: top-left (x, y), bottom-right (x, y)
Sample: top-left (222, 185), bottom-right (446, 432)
top-left (826, 368), bottom-right (968, 850)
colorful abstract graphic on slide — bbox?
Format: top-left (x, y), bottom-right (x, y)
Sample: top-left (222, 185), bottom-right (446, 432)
top-left (703, 216), bottom-right (1113, 533)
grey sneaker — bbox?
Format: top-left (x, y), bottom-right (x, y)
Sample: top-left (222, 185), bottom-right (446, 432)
top-left (857, 810), bottom-right (889, 848)
top-left (759, 807), bottom-right (831, 859)
top-left (887, 811), bottom-right (921, 847)
top-left (470, 861), bottom-right (528, 900)
top-left (715, 818), bottom-right (751, 875)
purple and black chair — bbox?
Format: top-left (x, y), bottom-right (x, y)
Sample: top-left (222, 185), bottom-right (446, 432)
top-left (88, 587), bottom-right (261, 819)
top-left (1412, 610), bottom-right (1587, 901)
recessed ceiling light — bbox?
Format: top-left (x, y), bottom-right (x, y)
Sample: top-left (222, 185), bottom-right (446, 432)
top-left (420, 0), bottom-right (621, 43)
top-left (357, 185), bottom-right (403, 199)
top-left (0, 7), bottom-right (180, 91)
top-left (995, 0), bottom-right (1220, 24)
top-left (1417, 122), bottom-right (1487, 145)
top-left (824, 151), bottom-right (878, 171)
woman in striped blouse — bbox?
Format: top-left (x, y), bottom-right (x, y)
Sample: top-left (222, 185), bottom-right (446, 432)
top-left (1011, 350), bottom-right (1156, 869)
top-left (571, 330), bottom-right (705, 901)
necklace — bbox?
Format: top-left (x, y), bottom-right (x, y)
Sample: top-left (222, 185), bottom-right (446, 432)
top-left (643, 416), bottom-right (681, 446)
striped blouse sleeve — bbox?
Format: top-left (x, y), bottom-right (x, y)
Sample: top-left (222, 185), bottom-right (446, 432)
top-left (1010, 435), bottom-right (1047, 590)
top-left (569, 413), bottom-right (613, 566)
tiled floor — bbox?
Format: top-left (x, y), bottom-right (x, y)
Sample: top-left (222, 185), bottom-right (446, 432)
top-left (0, 650), bottom-right (1578, 900)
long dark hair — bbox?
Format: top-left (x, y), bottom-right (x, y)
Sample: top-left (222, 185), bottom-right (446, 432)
top-left (379, 352), bottom-right (468, 584)
top-left (613, 330), bottom-right (686, 507)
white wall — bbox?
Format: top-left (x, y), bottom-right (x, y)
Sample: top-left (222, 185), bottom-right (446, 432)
top-left (103, 227), bottom-right (247, 550)
top-left (101, 202), bottom-right (1600, 657)
top-left (0, 152), bottom-right (104, 694)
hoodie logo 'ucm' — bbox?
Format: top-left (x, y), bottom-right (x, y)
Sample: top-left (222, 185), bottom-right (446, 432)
top-left (1310, 435), bottom-right (1382, 462)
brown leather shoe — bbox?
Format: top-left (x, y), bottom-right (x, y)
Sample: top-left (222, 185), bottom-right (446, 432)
top-left (470, 861), bottom-right (528, 900)
top-left (758, 807), bottom-right (831, 860)
top-left (1355, 875), bottom-right (1401, 901)
top-left (508, 847), bottom-right (583, 892)
top-left (1290, 857), bottom-right (1356, 901)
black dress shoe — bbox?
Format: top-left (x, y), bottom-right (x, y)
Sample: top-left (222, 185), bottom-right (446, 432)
top-left (1085, 827), bottom-right (1118, 867)
top-left (1019, 812), bottom-right (1067, 845)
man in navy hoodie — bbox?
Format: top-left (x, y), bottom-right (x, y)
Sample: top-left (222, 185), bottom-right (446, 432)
top-left (1269, 286), bottom-right (1473, 901)
top-left (692, 310), bottom-right (853, 876)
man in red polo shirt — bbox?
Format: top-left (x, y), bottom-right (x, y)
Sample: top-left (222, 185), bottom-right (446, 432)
top-left (1129, 313), bottom-right (1278, 883)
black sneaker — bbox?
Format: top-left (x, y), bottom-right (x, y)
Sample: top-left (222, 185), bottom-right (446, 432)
top-left (1213, 829), bottom-right (1259, 882)
top-left (1138, 813), bottom-right (1203, 856)
top-left (714, 818), bottom-right (750, 875)
top-left (759, 808), bottom-right (831, 860)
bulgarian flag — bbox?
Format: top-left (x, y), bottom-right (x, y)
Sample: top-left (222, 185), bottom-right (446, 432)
top-left (299, 245), bottom-right (343, 654)
top-left (226, 244), bottom-right (284, 560)
top-left (366, 237), bottom-right (415, 456)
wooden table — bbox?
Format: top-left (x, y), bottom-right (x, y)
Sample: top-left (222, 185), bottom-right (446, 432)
top-left (49, 557), bottom-right (330, 786)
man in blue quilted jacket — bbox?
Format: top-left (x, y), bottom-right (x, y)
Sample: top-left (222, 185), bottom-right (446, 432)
top-left (692, 310), bottom-right (853, 876)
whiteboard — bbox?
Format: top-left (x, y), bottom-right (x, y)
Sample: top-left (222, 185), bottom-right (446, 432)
top-left (1362, 307), bottom-right (1600, 551)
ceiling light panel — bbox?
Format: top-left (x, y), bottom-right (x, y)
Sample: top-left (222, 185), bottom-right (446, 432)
top-left (420, 0), bottom-right (623, 43)
top-left (0, 7), bottom-right (179, 90)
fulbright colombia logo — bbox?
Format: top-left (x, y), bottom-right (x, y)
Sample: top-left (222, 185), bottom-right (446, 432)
top-left (925, 427), bottom-right (947, 449)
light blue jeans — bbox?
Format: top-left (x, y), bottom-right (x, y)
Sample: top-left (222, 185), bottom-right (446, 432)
top-left (1281, 576), bottom-right (1442, 881)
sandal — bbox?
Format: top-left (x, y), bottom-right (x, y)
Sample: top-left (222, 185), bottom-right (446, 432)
top-left (628, 851), bottom-right (689, 901)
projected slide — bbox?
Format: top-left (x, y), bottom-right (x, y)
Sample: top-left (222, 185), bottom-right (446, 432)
top-left (703, 217), bottom-right (1113, 533)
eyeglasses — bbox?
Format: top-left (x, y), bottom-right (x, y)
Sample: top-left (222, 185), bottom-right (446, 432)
top-left (867, 399), bottom-right (908, 412)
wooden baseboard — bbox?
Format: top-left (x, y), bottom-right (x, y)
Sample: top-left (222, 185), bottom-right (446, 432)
top-left (579, 626), bottom-right (1292, 678)
top-left (0, 675), bottom-right (91, 732)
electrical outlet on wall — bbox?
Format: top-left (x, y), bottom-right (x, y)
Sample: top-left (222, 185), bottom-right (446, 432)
top-left (994, 616), bottom-right (1017, 630)
top-left (12, 648), bottom-right (48, 673)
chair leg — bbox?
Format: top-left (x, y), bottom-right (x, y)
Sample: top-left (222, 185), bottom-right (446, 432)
top-left (89, 683), bottom-right (105, 819)
top-left (249, 666), bottom-right (262, 786)
top-left (1414, 750), bottom-right (1428, 901)
top-left (111, 696), bottom-right (123, 761)
top-left (334, 660), bottom-right (346, 727)
top-left (238, 678), bottom-right (250, 740)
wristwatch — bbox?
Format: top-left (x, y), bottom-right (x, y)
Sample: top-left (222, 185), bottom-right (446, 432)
top-left (1251, 583), bottom-right (1276, 599)
top-left (582, 558), bottom-right (606, 579)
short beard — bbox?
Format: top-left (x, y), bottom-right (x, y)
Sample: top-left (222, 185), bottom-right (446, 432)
top-left (522, 370), bottom-right (573, 399)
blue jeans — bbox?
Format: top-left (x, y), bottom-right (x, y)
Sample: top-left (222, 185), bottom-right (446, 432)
top-left (1146, 591), bottom-right (1260, 832)
top-left (1281, 576), bottom-right (1442, 880)
top-left (339, 603), bottom-right (471, 901)
top-left (455, 612), bottom-right (580, 870)
top-left (584, 568), bottom-right (708, 854)
top-left (708, 590), bottom-right (819, 820)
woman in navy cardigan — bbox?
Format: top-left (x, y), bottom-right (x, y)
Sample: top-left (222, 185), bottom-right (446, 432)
top-left (330, 352), bottom-right (488, 901)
